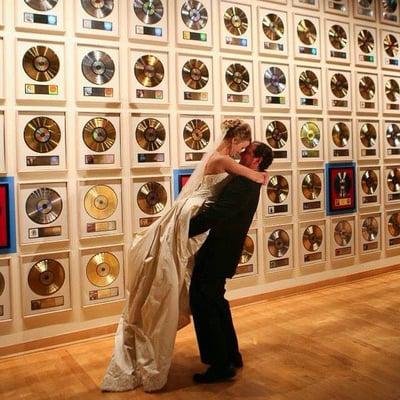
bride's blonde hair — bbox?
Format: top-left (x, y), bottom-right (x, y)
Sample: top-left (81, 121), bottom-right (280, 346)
top-left (221, 119), bottom-right (252, 142)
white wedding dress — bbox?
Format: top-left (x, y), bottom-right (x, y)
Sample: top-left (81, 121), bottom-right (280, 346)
top-left (101, 172), bottom-right (230, 392)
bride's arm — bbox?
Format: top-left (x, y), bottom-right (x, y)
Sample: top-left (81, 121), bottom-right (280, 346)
top-left (220, 156), bottom-right (267, 184)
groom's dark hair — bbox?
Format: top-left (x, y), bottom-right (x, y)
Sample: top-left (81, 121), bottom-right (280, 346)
top-left (253, 141), bottom-right (274, 171)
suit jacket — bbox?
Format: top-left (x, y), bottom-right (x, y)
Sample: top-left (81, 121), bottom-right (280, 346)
top-left (189, 175), bottom-right (261, 279)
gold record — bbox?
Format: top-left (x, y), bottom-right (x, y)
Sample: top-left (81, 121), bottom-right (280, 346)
top-left (361, 169), bottom-right (378, 194)
top-left (300, 121), bottom-right (320, 149)
top-left (332, 122), bottom-right (350, 148)
top-left (224, 6), bottom-right (248, 36)
top-left (268, 229), bottom-right (290, 258)
top-left (334, 221), bottom-right (352, 247)
top-left (303, 225), bottom-right (323, 252)
top-left (358, 29), bottom-right (374, 54)
top-left (24, 116), bottom-right (61, 153)
top-left (86, 252), bottom-right (120, 287)
top-left (297, 19), bottom-right (317, 45)
top-left (382, 0), bottom-right (398, 14)
top-left (136, 118), bottom-right (165, 151)
top-left (362, 217), bottom-right (378, 241)
top-left (134, 54), bottom-right (164, 88)
top-left (137, 181), bottom-right (167, 215)
top-left (360, 123), bottom-right (377, 148)
top-left (25, 0), bottom-right (58, 11)
top-left (302, 173), bottom-right (321, 200)
top-left (388, 212), bottom-right (400, 237)
top-left (267, 175), bottom-right (289, 204)
top-left (262, 13), bottom-right (284, 41)
top-left (264, 66), bottom-right (286, 95)
top-left (181, 0), bottom-right (208, 31)
top-left (385, 79), bottom-right (400, 102)
top-left (81, 0), bottom-right (114, 19)
top-left (299, 70), bottom-right (318, 97)
top-left (225, 63), bottom-right (249, 93)
top-left (183, 119), bottom-right (210, 150)
top-left (83, 117), bottom-right (116, 152)
top-left (0, 272), bottom-right (4, 297)
top-left (239, 235), bottom-right (254, 264)
top-left (25, 187), bottom-right (63, 225)
top-left (23, 45), bottom-right (60, 82)
top-left (265, 121), bottom-right (287, 149)
top-left (330, 73), bottom-right (348, 99)
top-left (387, 168), bottom-right (400, 192)
top-left (384, 34), bottom-right (399, 57)
top-left (182, 59), bottom-right (209, 90)
top-left (329, 24), bottom-right (348, 50)
top-left (28, 259), bottom-right (65, 297)
top-left (134, 0), bottom-right (164, 24)
top-left (359, 76), bottom-right (375, 100)
top-left (84, 185), bottom-right (117, 220)
top-left (386, 123), bottom-right (400, 147)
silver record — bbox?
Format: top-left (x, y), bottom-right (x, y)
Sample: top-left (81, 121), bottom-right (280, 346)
top-left (334, 221), bottom-right (352, 247)
top-left (25, 187), bottom-right (63, 225)
top-left (134, 0), bottom-right (164, 24)
top-left (181, 0), bottom-right (208, 30)
top-left (362, 217), bottom-right (378, 241)
top-left (268, 229), bottom-right (290, 258)
top-left (81, 0), bottom-right (114, 18)
top-left (264, 66), bottom-right (286, 95)
top-left (387, 168), bottom-right (400, 192)
top-left (25, 0), bottom-right (58, 11)
top-left (386, 123), bottom-right (400, 147)
top-left (81, 50), bottom-right (115, 85)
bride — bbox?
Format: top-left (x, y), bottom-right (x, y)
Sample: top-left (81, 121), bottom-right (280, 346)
top-left (101, 119), bottom-right (268, 392)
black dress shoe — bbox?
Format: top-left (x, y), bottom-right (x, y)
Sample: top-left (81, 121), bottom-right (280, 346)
top-left (231, 352), bottom-right (243, 369)
top-left (193, 366), bottom-right (236, 383)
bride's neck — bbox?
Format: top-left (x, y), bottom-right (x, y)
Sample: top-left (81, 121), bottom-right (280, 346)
top-left (216, 140), bottom-right (231, 156)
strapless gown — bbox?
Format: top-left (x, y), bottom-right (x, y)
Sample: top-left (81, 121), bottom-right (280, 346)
top-left (101, 173), bottom-right (230, 392)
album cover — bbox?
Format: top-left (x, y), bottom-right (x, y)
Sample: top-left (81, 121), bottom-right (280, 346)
top-left (173, 168), bottom-right (193, 199)
top-left (0, 177), bottom-right (16, 254)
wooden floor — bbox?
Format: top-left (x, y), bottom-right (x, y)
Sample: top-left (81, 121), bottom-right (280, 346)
top-left (1, 270), bottom-right (400, 400)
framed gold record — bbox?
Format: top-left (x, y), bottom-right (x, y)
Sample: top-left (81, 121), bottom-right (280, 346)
top-left (24, 116), bottom-right (61, 154)
top-left (294, 14), bottom-right (320, 60)
top-left (82, 117), bottom-right (116, 152)
top-left (331, 217), bottom-right (355, 259)
top-left (258, 8), bottom-right (288, 57)
top-left (136, 117), bottom-right (166, 151)
top-left (137, 181), bottom-right (167, 215)
top-left (28, 258), bottom-right (65, 296)
top-left (265, 224), bottom-right (293, 271)
top-left (86, 251), bottom-right (119, 287)
top-left (23, 45), bottom-right (60, 82)
top-left (84, 184), bottom-right (117, 220)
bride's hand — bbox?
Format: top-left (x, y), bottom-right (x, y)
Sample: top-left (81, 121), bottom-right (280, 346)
top-left (253, 171), bottom-right (268, 184)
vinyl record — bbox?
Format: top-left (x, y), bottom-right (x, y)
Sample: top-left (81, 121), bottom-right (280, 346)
top-left (300, 122), bottom-right (320, 149)
top-left (136, 118), bottom-right (165, 151)
top-left (358, 0), bottom-right (373, 8)
top-left (268, 229), bottom-right (290, 258)
top-left (137, 181), bottom-right (167, 215)
top-left (388, 212), bottom-right (400, 237)
top-left (384, 34), bottom-right (399, 57)
top-left (334, 172), bottom-right (351, 197)
top-left (84, 185), bottom-right (117, 220)
top-left (0, 272), bottom-right (4, 297)
top-left (82, 117), bottom-right (116, 152)
top-left (182, 59), bottom-right (209, 90)
top-left (385, 79), bottom-right (400, 102)
top-left (86, 252), bottom-right (119, 287)
top-left (181, 0), bottom-right (208, 30)
top-left (183, 119), bottom-right (210, 150)
top-left (332, 122), bottom-right (350, 148)
top-left (382, 0), bottom-right (398, 13)
top-left (82, 50), bottom-right (115, 85)
top-left (224, 6), bottom-right (248, 36)
top-left (303, 225), bottom-right (323, 252)
top-left (24, 117), bottom-right (61, 154)
top-left (334, 221), bottom-right (352, 247)
top-left (26, 187), bottom-right (63, 225)
top-left (264, 66), bottom-right (286, 95)
top-left (362, 217), bottom-right (378, 241)
top-left (23, 46), bottom-right (60, 82)
top-left (302, 173), bottom-right (321, 200)
top-left (28, 259), bottom-right (65, 297)
top-left (24, 0), bottom-right (58, 11)
top-left (330, 73), bottom-right (348, 99)
top-left (134, 55), bottom-right (164, 87)
top-left (225, 63), bottom-right (249, 93)
top-left (239, 235), bottom-right (254, 264)
top-left (267, 175), bottom-right (289, 204)
top-left (329, 24), bottom-right (348, 50)
top-left (134, 0), bottom-right (164, 24)
top-left (297, 19), bottom-right (317, 45)
top-left (299, 70), bottom-right (318, 97)
top-left (361, 169), bottom-right (378, 194)
top-left (387, 168), bottom-right (400, 192)
top-left (386, 123), bottom-right (400, 147)
top-left (360, 123), bottom-right (377, 148)
top-left (359, 76), bottom-right (375, 100)
top-left (81, 0), bottom-right (114, 18)
top-left (262, 13), bottom-right (284, 41)
top-left (358, 29), bottom-right (374, 54)
top-left (265, 121), bottom-right (288, 149)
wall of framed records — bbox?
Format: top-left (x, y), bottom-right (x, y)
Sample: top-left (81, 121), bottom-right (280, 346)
top-left (2, 0), bottom-right (400, 351)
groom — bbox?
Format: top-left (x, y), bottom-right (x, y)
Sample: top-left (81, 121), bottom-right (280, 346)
top-left (188, 141), bottom-right (273, 383)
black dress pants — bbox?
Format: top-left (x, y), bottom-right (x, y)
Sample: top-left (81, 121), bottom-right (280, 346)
top-left (189, 264), bottom-right (239, 368)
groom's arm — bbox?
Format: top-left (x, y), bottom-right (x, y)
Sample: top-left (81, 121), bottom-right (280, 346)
top-left (189, 176), bottom-right (260, 238)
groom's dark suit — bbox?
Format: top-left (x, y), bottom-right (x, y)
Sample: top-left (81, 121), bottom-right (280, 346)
top-left (189, 175), bottom-right (261, 369)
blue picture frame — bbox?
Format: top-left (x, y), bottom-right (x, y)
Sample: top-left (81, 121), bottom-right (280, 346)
top-left (173, 169), bottom-right (194, 199)
top-left (0, 177), bottom-right (17, 254)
